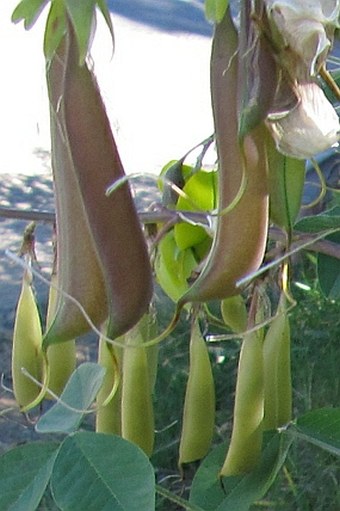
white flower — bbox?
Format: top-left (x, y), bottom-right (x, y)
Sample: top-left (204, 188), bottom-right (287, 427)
top-left (267, 82), bottom-right (340, 159)
top-left (265, 0), bottom-right (340, 75)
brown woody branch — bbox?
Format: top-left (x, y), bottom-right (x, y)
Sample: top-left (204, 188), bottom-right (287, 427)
top-left (0, 206), bottom-right (339, 260)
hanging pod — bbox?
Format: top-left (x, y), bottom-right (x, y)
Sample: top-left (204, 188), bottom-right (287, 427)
top-left (44, 21), bottom-right (153, 348)
top-left (96, 333), bottom-right (122, 436)
top-left (45, 272), bottom-right (77, 398)
top-left (177, 6), bottom-right (269, 308)
top-left (262, 293), bottom-right (292, 430)
top-left (121, 316), bottom-right (155, 457)
top-left (11, 268), bottom-right (43, 409)
top-left (178, 317), bottom-right (215, 467)
top-left (45, 35), bottom-right (109, 346)
top-left (61, 23), bottom-right (153, 340)
top-left (220, 292), bottom-right (265, 477)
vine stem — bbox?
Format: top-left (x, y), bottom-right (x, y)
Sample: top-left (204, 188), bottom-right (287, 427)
top-left (155, 484), bottom-right (205, 511)
top-left (1, 206), bottom-right (340, 260)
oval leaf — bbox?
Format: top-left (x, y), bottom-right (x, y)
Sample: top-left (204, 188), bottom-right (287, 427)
top-left (0, 442), bottom-right (59, 511)
top-left (51, 432), bottom-right (155, 511)
top-left (36, 362), bottom-right (105, 433)
top-left (190, 432), bottom-right (292, 511)
top-left (295, 206), bottom-right (340, 233)
top-left (317, 231), bottom-right (340, 299)
top-left (288, 408), bottom-right (340, 457)
top-left (205, 0), bottom-right (229, 23)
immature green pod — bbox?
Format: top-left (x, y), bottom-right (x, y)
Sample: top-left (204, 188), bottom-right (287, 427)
top-left (220, 295), bottom-right (248, 334)
top-left (96, 336), bottom-right (122, 435)
top-left (138, 310), bottom-right (159, 394)
top-left (121, 318), bottom-right (155, 456)
top-left (263, 294), bottom-right (292, 430)
top-left (220, 298), bottom-right (265, 476)
top-left (178, 7), bottom-right (269, 307)
top-left (179, 318), bottom-right (215, 466)
top-left (12, 269), bottom-right (43, 409)
top-left (45, 274), bottom-right (76, 398)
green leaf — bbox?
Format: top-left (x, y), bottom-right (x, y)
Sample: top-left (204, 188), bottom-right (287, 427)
top-left (268, 135), bottom-right (306, 231)
top-left (97, 0), bottom-right (115, 53)
top-left (294, 206), bottom-right (340, 233)
top-left (36, 362), bottom-right (105, 433)
top-left (64, 0), bottom-right (97, 64)
top-left (43, 0), bottom-right (67, 63)
top-left (51, 432), bottom-right (155, 511)
top-left (0, 442), bottom-right (59, 511)
top-left (205, 0), bottom-right (229, 23)
top-left (12, 0), bottom-right (49, 29)
top-left (317, 231), bottom-right (340, 299)
top-left (155, 231), bottom-right (197, 303)
top-left (174, 170), bottom-right (217, 250)
top-left (190, 432), bottom-right (292, 511)
top-left (287, 408), bottom-right (340, 457)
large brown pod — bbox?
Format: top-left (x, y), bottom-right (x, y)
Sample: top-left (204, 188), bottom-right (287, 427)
top-left (44, 23), bottom-right (153, 346)
top-left (45, 36), bottom-right (109, 345)
top-left (178, 7), bottom-right (269, 306)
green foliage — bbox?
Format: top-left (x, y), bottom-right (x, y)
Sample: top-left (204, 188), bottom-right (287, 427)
top-left (205, 0), bottom-right (229, 23)
top-left (190, 432), bottom-right (292, 510)
top-left (6, 0), bottom-right (340, 509)
top-left (0, 442), bottom-right (59, 511)
top-left (51, 433), bottom-right (155, 510)
top-left (36, 363), bottom-right (105, 433)
top-left (12, 0), bottom-right (114, 63)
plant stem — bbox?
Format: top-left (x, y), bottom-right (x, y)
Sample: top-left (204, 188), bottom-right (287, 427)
top-left (155, 484), bottom-right (205, 511)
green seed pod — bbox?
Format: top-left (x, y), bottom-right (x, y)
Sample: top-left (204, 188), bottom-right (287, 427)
top-left (179, 318), bottom-right (215, 466)
top-left (12, 270), bottom-right (43, 409)
top-left (263, 294), bottom-right (292, 430)
top-left (45, 273), bottom-right (77, 398)
top-left (95, 336), bottom-right (122, 435)
top-left (121, 319), bottom-right (154, 457)
top-left (220, 296), bottom-right (265, 477)
top-left (220, 295), bottom-right (248, 334)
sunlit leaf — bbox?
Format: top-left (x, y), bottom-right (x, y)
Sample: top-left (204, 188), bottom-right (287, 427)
top-left (155, 231), bottom-right (197, 303)
top-left (12, 0), bottom-right (49, 29)
top-left (205, 0), bottom-right (229, 23)
top-left (43, 0), bottom-right (66, 63)
top-left (174, 170), bottom-right (216, 250)
top-left (64, 0), bottom-right (97, 64)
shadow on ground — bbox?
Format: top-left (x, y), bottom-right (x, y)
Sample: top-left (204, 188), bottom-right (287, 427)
top-left (107, 0), bottom-right (213, 36)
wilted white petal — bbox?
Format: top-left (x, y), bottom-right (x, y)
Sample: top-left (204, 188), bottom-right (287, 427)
top-left (266, 0), bottom-right (340, 75)
top-left (267, 82), bottom-right (340, 159)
